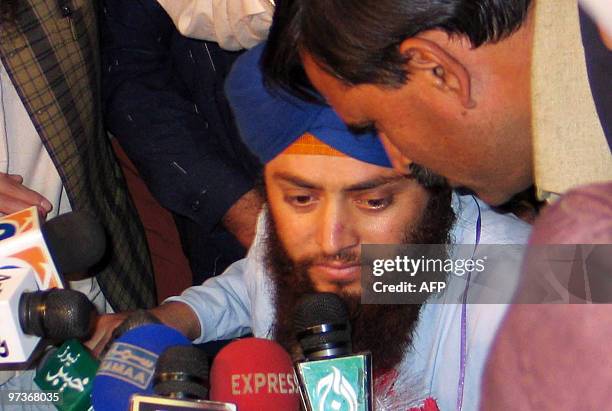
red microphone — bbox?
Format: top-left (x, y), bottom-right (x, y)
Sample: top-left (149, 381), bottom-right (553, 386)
top-left (210, 338), bottom-right (301, 410)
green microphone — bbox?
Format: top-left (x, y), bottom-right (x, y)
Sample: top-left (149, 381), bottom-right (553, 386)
top-left (293, 293), bottom-right (373, 411)
top-left (35, 339), bottom-right (99, 411)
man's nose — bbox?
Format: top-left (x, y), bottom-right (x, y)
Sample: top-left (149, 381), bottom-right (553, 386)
top-left (316, 200), bottom-right (358, 256)
top-left (379, 132), bottom-right (412, 174)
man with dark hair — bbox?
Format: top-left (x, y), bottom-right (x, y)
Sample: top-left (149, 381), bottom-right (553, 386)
top-left (89, 45), bottom-right (530, 410)
top-left (262, 0), bottom-right (611, 205)
top-left (262, 1), bottom-right (612, 409)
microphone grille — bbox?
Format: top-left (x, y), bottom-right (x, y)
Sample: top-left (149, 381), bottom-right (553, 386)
top-left (43, 289), bottom-right (96, 340)
top-left (293, 292), bottom-right (349, 332)
top-left (293, 293), bottom-right (351, 356)
top-left (154, 346), bottom-right (209, 399)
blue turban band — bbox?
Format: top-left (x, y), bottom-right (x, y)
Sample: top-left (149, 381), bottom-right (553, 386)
top-left (225, 43), bottom-right (392, 168)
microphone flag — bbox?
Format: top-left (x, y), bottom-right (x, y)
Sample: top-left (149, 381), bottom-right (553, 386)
top-left (34, 339), bottom-right (99, 411)
top-left (295, 352), bottom-right (373, 410)
top-left (0, 206), bottom-right (64, 289)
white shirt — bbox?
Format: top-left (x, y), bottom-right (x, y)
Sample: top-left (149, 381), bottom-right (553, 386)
top-left (156, 0), bottom-right (274, 50)
top-left (0, 63), bottom-right (70, 219)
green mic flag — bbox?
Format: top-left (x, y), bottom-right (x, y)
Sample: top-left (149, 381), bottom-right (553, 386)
top-left (35, 339), bottom-right (99, 411)
top-left (295, 352), bottom-right (373, 410)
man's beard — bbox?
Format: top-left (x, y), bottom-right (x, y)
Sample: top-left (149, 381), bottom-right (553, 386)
top-left (265, 185), bottom-right (456, 373)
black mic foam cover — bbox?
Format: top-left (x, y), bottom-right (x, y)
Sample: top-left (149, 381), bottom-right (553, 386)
top-left (112, 310), bottom-right (161, 340)
top-left (293, 293), bottom-right (352, 357)
top-left (154, 346), bottom-right (209, 400)
top-left (19, 289), bottom-right (96, 340)
top-left (41, 212), bottom-right (106, 276)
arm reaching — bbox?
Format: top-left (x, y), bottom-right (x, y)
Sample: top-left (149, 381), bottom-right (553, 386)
top-left (85, 302), bottom-right (200, 358)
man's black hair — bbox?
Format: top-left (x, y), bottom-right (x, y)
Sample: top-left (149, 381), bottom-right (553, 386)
top-left (263, 0), bottom-right (532, 100)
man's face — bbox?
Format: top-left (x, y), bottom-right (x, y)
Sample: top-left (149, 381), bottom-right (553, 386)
top-left (264, 153), bottom-right (429, 295)
top-left (301, 52), bottom-right (534, 206)
top-left (264, 151), bottom-right (455, 370)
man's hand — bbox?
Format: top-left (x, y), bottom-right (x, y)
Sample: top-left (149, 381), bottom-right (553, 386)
top-left (0, 172), bottom-right (53, 217)
top-left (85, 302), bottom-right (201, 358)
top-left (222, 189), bottom-right (263, 248)
top-left (85, 312), bottom-right (131, 357)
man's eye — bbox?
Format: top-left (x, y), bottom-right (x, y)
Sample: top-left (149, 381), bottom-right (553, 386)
top-left (356, 197), bottom-right (392, 210)
top-left (287, 195), bottom-right (314, 207)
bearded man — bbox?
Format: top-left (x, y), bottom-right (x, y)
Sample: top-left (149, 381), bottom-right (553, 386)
top-left (89, 45), bottom-right (530, 410)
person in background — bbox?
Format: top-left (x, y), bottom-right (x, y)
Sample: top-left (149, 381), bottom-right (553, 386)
top-left (101, 0), bottom-right (262, 285)
top-left (157, 0), bottom-right (274, 50)
top-left (262, 0), bottom-right (610, 205)
top-left (0, 0), bottom-right (156, 402)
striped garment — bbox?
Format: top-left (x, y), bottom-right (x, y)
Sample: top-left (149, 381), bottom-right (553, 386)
top-left (0, 0), bottom-right (156, 310)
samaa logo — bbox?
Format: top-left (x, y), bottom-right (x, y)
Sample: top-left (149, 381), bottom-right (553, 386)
top-left (97, 342), bottom-right (157, 389)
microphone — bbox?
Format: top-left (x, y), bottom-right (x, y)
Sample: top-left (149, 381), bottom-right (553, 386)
top-left (154, 346), bottom-right (210, 400)
top-left (19, 287), bottom-right (96, 340)
top-left (91, 322), bottom-right (191, 411)
top-left (293, 293), bottom-right (374, 411)
top-left (0, 267), bottom-right (96, 364)
top-left (0, 207), bottom-right (106, 288)
top-left (34, 339), bottom-right (100, 411)
top-left (209, 337), bottom-right (301, 410)
top-left (32, 308), bottom-right (157, 411)
top-left (130, 346), bottom-right (237, 410)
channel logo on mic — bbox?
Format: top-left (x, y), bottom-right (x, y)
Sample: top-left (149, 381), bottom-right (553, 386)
top-left (0, 208), bottom-right (35, 241)
top-left (97, 342), bottom-right (157, 389)
top-left (297, 359), bottom-right (364, 411)
top-left (0, 207), bottom-right (63, 289)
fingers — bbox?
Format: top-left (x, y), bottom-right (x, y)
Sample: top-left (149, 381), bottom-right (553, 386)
top-left (0, 173), bottom-right (53, 217)
top-left (85, 312), bottom-right (130, 358)
top-left (7, 174), bottom-right (23, 183)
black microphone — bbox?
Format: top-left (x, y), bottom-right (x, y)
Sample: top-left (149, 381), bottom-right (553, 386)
top-left (154, 346), bottom-right (210, 400)
top-left (128, 346), bottom-right (237, 410)
top-left (19, 288), bottom-right (96, 341)
top-left (112, 309), bottom-right (162, 340)
top-left (293, 293), bottom-right (374, 411)
top-left (41, 211), bottom-right (106, 278)
top-left (293, 292), bottom-right (352, 360)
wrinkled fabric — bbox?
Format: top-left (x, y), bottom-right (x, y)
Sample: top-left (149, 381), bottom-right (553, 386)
top-left (157, 0), bottom-right (274, 50)
top-left (482, 182), bottom-right (612, 410)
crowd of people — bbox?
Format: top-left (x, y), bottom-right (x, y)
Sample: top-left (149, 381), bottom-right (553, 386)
top-left (0, 0), bottom-right (610, 409)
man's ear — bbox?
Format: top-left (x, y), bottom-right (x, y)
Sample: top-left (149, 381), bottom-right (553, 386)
top-left (398, 37), bottom-right (475, 108)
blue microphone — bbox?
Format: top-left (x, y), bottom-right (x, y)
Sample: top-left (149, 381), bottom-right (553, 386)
top-left (91, 322), bottom-right (190, 411)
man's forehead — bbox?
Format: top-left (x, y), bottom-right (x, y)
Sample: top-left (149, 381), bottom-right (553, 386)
top-left (266, 154), bottom-right (403, 189)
